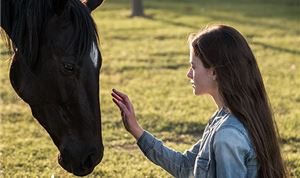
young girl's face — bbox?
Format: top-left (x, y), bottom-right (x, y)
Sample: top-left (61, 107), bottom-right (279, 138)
top-left (186, 47), bottom-right (216, 95)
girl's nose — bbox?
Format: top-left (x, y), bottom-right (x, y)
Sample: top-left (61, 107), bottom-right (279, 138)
top-left (186, 68), bottom-right (192, 79)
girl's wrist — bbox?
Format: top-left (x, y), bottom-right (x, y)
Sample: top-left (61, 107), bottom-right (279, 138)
top-left (131, 125), bottom-right (144, 140)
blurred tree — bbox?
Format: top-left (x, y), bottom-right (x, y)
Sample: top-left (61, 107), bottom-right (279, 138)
top-left (131, 0), bottom-right (144, 16)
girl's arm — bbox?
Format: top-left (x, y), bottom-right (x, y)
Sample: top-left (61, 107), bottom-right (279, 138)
top-left (111, 88), bottom-right (201, 177)
top-left (137, 130), bottom-right (201, 177)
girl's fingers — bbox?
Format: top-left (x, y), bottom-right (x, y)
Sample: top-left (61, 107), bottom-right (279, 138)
top-left (112, 89), bottom-right (133, 111)
top-left (112, 98), bottom-right (122, 110)
top-left (112, 88), bottom-right (129, 102)
top-left (112, 98), bottom-right (129, 114)
top-left (112, 92), bottom-right (131, 112)
top-left (111, 92), bottom-right (123, 102)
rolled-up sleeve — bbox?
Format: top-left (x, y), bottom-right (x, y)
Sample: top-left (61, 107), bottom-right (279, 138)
top-left (137, 131), bottom-right (202, 178)
top-left (213, 126), bottom-right (251, 178)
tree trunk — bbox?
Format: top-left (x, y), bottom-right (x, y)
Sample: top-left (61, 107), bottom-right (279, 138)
top-left (131, 0), bottom-right (144, 17)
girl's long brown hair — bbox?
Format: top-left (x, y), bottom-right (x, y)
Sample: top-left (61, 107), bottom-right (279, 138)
top-left (190, 25), bottom-right (287, 178)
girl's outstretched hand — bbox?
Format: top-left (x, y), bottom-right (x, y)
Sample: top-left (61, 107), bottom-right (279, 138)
top-left (111, 88), bottom-right (144, 140)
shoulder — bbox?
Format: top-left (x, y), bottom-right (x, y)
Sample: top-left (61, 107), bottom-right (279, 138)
top-left (216, 114), bottom-right (250, 140)
top-left (213, 114), bottom-right (253, 153)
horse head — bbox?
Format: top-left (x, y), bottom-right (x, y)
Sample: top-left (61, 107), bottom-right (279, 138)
top-left (1, 0), bottom-right (104, 176)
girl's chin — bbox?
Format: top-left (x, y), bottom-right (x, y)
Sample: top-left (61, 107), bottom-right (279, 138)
top-left (194, 92), bottom-right (201, 96)
top-left (193, 89), bottom-right (204, 96)
top-left (193, 89), bottom-right (200, 95)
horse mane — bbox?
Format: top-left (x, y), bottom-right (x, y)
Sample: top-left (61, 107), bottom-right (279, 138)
top-left (1, 0), bottom-right (99, 67)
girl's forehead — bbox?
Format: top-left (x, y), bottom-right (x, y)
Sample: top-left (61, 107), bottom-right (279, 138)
top-left (190, 51), bottom-right (199, 63)
top-left (189, 46), bottom-right (201, 65)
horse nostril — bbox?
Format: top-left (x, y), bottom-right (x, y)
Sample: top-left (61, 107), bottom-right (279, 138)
top-left (59, 142), bottom-right (101, 176)
top-left (83, 153), bottom-right (95, 170)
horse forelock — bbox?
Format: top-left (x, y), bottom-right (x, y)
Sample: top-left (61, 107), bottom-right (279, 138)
top-left (2, 0), bottom-right (99, 66)
top-left (65, 0), bottom-right (99, 58)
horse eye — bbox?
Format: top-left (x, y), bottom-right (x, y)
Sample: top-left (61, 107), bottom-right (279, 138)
top-left (63, 63), bottom-right (74, 72)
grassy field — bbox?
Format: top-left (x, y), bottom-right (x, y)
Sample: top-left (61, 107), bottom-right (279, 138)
top-left (1, 0), bottom-right (300, 177)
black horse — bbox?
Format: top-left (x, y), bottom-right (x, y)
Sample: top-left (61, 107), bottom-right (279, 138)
top-left (1, 0), bottom-right (104, 176)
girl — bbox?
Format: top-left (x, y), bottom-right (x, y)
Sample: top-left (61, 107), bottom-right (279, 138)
top-left (112, 25), bottom-right (287, 178)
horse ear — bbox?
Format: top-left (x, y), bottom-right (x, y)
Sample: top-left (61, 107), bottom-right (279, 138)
top-left (82, 0), bottom-right (104, 12)
top-left (53, 0), bottom-right (69, 15)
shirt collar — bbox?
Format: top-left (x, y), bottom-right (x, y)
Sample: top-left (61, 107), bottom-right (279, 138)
top-left (209, 106), bottom-right (230, 125)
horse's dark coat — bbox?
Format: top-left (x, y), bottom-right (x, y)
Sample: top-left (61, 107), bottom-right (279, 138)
top-left (1, 0), bottom-right (104, 176)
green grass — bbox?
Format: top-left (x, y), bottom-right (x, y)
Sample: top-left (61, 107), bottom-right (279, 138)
top-left (1, 0), bottom-right (300, 177)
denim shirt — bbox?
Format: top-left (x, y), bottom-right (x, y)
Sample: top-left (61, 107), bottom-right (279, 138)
top-left (137, 108), bottom-right (258, 178)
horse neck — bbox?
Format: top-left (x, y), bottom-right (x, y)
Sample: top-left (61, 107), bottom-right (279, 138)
top-left (1, 0), bottom-right (13, 39)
